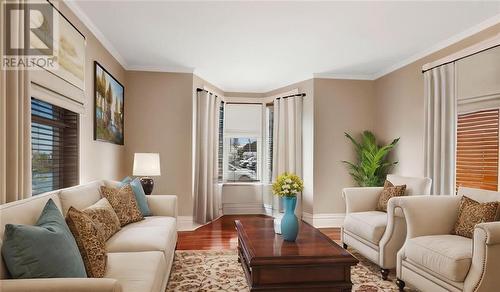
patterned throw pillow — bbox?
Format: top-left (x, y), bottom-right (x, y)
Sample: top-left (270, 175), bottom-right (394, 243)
top-left (452, 196), bottom-right (499, 239)
top-left (66, 207), bottom-right (107, 278)
top-left (100, 185), bottom-right (144, 226)
top-left (376, 180), bottom-right (407, 212)
top-left (83, 198), bottom-right (121, 241)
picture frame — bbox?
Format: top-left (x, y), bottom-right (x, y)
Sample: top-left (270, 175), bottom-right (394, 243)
top-left (94, 61), bottom-right (125, 145)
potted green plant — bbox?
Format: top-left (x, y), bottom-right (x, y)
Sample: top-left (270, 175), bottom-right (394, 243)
top-left (272, 172), bottom-right (304, 241)
top-left (342, 131), bottom-right (400, 187)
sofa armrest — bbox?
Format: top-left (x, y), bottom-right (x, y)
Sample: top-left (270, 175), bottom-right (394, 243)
top-left (475, 221), bottom-right (500, 245)
top-left (0, 278), bottom-right (121, 292)
top-left (464, 222), bottom-right (500, 292)
top-left (146, 195), bottom-right (178, 218)
top-left (342, 187), bottom-right (383, 213)
top-left (391, 195), bottom-right (461, 239)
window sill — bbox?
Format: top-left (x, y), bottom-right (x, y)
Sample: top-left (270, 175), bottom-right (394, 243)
top-left (222, 182), bottom-right (271, 187)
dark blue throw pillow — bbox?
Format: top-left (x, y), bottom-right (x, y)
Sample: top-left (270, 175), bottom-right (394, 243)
top-left (1, 199), bottom-right (87, 278)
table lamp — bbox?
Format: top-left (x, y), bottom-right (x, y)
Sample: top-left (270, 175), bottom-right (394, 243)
top-left (133, 153), bottom-right (161, 195)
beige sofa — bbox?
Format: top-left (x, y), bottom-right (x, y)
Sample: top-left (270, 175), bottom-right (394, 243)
top-left (341, 174), bottom-right (432, 279)
top-left (392, 187), bottom-right (500, 292)
top-left (0, 180), bottom-right (178, 292)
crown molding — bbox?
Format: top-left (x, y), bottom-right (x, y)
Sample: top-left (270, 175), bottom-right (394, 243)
top-left (127, 65), bottom-right (194, 74)
top-left (372, 13), bottom-right (500, 80)
top-left (64, 0), bottom-right (128, 68)
top-left (313, 73), bottom-right (376, 80)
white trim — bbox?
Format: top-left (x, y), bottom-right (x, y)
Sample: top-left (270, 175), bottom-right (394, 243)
top-left (263, 203), bottom-right (273, 216)
top-left (422, 33), bottom-right (500, 71)
top-left (313, 73), bottom-right (375, 80)
top-left (373, 13), bottom-right (500, 79)
top-left (176, 216), bottom-right (200, 231)
top-left (302, 212), bottom-right (345, 228)
top-left (222, 203), bottom-right (266, 215)
top-left (128, 65), bottom-right (194, 74)
top-left (64, 0), bottom-right (127, 68)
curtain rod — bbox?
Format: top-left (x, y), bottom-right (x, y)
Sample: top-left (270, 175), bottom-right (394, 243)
top-left (197, 88), bottom-right (306, 99)
top-left (422, 43), bottom-right (500, 74)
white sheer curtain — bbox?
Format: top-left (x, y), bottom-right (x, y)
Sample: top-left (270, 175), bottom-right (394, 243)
top-left (193, 91), bottom-right (223, 224)
top-left (424, 63), bottom-right (456, 195)
top-left (0, 1), bottom-right (32, 204)
top-left (272, 95), bottom-right (303, 215)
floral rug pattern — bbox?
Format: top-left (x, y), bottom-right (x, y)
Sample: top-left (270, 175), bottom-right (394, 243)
top-left (166, 249), bottom-right (416, 291)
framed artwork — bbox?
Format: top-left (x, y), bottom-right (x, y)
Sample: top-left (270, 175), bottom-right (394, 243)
top-left (94, 61), bottom-right (124, 145)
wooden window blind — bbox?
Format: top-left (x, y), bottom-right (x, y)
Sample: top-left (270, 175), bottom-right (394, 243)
top-left (456, 109), bottom-right (499, 191)
top-left (31, 98), bottom-right (79, 195)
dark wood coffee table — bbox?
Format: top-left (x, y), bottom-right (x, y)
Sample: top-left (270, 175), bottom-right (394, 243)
top-left (235, 217), bottom-right (358, 292)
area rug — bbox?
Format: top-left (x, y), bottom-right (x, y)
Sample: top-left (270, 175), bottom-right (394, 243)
top-left (166, 249), bottom-right (417, 291)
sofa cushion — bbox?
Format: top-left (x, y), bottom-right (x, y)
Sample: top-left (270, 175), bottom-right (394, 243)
top-left (105, 251), bottom-right (166, 292)
top-left (83, 198), bottom-right (121, 241)
top-left (377, 180), bottom-right (406, 212)
top-left (1, 199), bottom-right (87, 278)
top-left (106, 217), bottom-right (177, 257)
top-left (66, 207), bottom-right (107, 278)
top-left (405, 235), bottom-right (472, 282)
top-left (453, 196), bottom-right (499, 238)
top-left (100, 185), bottom-right (144, 226)
top-left (120, 177), bottom-right (152, 217)
top-left (59, 181), bottom-right (103, 216)
top-left (343, 211), bottom-right (387, 244)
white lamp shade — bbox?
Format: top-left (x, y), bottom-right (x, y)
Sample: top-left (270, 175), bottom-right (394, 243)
top-left (133, 153), bottom-right (161, 176)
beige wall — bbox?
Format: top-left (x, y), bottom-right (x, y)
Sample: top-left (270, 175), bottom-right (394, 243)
top-left (57, 1), bottom-right (126, 183)
top-left (125, 72), bottom-right (194, 215)
top-left (374, 24), bottom-right (500, 177)
top-left (313, 79), bottom-right (376, 214)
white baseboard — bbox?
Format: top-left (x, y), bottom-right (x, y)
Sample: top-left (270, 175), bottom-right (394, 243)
top-left (222, 203), bottom-right (266, 215)
top-left (176, 216), bottom-right (200, 231)
top-left (302, 212), bottom-right (345, 228)
top-left (263, 204), bottom-right (273, 216)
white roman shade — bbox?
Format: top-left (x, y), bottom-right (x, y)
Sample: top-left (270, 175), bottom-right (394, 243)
top-left (224, 104), bottom-right (263, 137)
top-left (30, 69), bottom-right (85, 113)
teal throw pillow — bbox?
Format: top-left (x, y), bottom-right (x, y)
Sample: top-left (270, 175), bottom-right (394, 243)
top-left (120, 177), bottom-right (152, 216)
top-left (1, 199), bottom-right (87, 278)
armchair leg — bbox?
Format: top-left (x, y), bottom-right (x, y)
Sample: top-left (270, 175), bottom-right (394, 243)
top-left (342, 243), bottom-right (348, 249)
top-left (396, 279), bottom-right (405, 291)
top-left (380, 268), bottom-right (389, 280)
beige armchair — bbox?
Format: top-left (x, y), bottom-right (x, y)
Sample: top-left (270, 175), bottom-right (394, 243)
top-left (392, 187), bottom-right (500, 292)
top-left (341, 174), bottom-right (432, 280)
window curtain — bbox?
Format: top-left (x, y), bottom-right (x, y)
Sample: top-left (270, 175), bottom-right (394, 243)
top-left (193, 91), bottom-right (222, 224)
top-left (424, 63), bottom-right (456, 195)
top-left (272, 95), bottom-right (303, 215)
top-left (0, 1), bottom-right (32, 204)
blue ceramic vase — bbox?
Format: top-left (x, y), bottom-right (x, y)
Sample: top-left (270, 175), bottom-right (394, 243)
top-left (281, 196), bottom-right (299, 241)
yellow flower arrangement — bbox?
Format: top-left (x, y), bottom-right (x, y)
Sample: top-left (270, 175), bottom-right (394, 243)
top-left (272, 172), bottom-right (304, 197)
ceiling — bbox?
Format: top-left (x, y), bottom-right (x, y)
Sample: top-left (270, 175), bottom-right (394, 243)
top-left (68, 1), bottom-right (500, 92)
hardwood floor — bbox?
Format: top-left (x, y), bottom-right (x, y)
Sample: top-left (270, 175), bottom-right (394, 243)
top-left (176, 215), bottom-right (341, 250)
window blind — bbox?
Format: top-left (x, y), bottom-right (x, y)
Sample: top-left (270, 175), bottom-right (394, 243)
top-left (456, 109), bottom-right (499, 191)
top-left (31, 98), bottom-right (79, 195)
top-left (218, 102), bottom-right (224, 182)
top-left (266, 105), bottom-right (274, 182)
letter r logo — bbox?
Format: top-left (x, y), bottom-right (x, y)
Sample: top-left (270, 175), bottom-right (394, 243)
top-left (4, 2), bottom-right (53, 56)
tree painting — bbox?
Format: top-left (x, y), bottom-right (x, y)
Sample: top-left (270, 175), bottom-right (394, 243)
top-left (94, 62), bottom-right (124, 145)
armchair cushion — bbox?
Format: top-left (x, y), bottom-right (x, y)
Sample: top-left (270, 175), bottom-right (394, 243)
top-left (452, 196), bottom-right (499, 238)
top-left (405, 235), bottom-right (472, 282)
top-left (376, 180), bottom-right (406, 212)
top-left (343, 211), bottom-right (387, 244)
